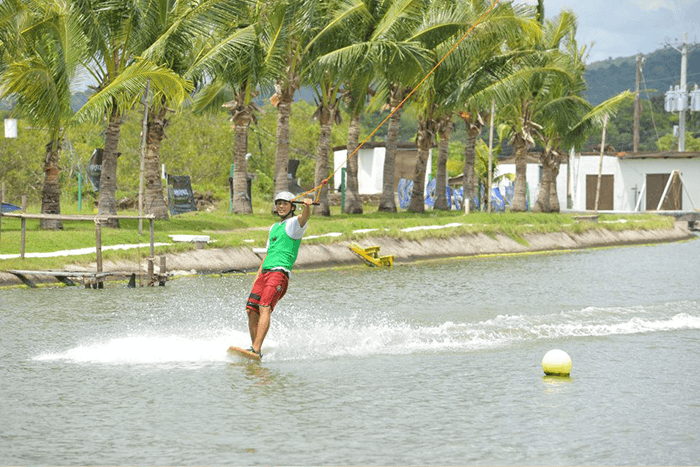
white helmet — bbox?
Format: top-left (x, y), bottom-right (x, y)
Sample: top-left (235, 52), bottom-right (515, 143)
top-left (274, 191), bottom-right (295, 203)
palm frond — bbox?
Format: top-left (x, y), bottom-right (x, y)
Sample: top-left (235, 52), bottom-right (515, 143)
top-left (73, 59), bottom-right (192, 124)
top-left (191, 78), bottom-right (232, 115)
top-left (566, 91), bottom-right (634, 148)
top-left (185, 25), bottom-right (257, 81)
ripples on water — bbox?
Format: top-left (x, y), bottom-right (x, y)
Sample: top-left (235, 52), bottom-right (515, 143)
top-left (1, 238), bottom-right (699, 465)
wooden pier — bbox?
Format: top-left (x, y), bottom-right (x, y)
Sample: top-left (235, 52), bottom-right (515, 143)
top-left (6, 270), bottom-right (115, 288)
top-left (1, 209), bottom-right (169, 288)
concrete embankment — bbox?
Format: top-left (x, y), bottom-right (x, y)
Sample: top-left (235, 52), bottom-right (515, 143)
top-left (1, 222), bottom-right (695, 287)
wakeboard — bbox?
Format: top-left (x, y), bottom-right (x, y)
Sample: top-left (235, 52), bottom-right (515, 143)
top-left (227, 346), bottom-right (261, 361)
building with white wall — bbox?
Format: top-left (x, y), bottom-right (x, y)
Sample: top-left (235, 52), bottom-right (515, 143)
top-left (498, 150), bottom-right (700, 212)
top-left (333, 142), bottom-right (433, 195)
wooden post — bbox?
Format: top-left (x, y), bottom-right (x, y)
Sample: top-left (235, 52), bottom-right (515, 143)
top-left (148, 258), bottom-right (154, 285)
top-left (20, 195), bottom-right (27, 259)
top-left (159, 255), bottom-right (167, 286)
top-left (95, 219), bottom-right (103, 273)
top-left (656, 170), bottom-right (679, 211)
top-left (147, 218), bottom-right (155, 285)
top-left (149, 218), bottom-right (155, 258)
top-left (594, 114), bottom-right (609, 212)
top-left (138, 80), bottom-right (150, 236)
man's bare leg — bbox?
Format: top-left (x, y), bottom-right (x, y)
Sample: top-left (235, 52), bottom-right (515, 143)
top-left (251, 306), bottom-right (271, 353)
top-left (247, 309), bottom-right (259, 343)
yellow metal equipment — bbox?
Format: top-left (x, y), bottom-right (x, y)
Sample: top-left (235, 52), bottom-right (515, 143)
top-left (348, 244), bottom-right (394, 267)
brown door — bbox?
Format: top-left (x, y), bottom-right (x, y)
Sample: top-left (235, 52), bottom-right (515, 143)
top-left (646, 173), bottom-right (682, 210)
top-left (586, 174), bottom-right (614, 210)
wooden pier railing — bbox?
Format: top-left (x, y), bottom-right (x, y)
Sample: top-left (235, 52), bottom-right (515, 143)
top-left (1, 203), bottom-right (166, 288)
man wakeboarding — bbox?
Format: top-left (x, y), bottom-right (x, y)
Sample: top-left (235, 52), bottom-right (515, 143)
top-left (243, 192), bottom-right (313, 359)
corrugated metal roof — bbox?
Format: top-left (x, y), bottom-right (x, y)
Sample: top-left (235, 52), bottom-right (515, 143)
top-left (579, 151), bottom-right (700, 159)
top-left (617, 151), bottom-right (700, 159)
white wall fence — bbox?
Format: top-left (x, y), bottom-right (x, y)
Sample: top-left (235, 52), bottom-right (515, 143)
top-left (333, 146), bottom-right (432, 195)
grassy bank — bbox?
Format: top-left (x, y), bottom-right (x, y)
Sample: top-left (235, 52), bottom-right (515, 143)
top-left (0, 200), bottom-right (675, 272)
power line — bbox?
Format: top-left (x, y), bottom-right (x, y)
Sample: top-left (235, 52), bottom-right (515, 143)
top-left (637, 71), bottom-right (700, 85)
top-left (640, 68), bottom-right (661, 143)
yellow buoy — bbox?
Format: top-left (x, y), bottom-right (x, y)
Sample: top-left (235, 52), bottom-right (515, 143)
top-left (542, 349), bottom-right (572, 376)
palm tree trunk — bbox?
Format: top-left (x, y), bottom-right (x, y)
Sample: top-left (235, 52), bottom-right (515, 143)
top-left (97, 105), bottom-right (122, 228)
top-left (511, 136), bottom-right (529, 212)
top-left (378, 87), bottom-right (404, 212)
top-left (40, 140), bottom-right (63, 230)
top-left (232, 111), bottom-right (253, 214)
top-left (144, 100), bottom-right (169, 219)
top-left (273, 85), bottom-right (295, 198)
top-left (434, 116), bottom-right (453, 210)
top-left (344, 112), bottom-right (363, 214)
top-left (549, 158), bottom-right (562, 212)
top-left (533, 151), bottom-right (554, 212)
top-left (462, 122), bottom-right (481, 211)
top-left (408, 113), bottom-right (435, 213)
top-left (533, 165), bottom-right (551, 212)
top-left (314, 105), bottom-right (333, 216)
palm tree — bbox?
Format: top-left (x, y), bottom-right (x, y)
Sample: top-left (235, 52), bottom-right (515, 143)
top-left (433, 114), bottom-right (454, 210)
top-left (445, 1), bottom-right (539, 212)
top-left (468, 10), bottom-right (579, 212)
top-left (188, 0), bottom-right (286, 214)
top-left (309, 73), bottom-right (343, 216)
top-left (267, 0), bottom-right (309, 201)
top-left (134, 0), bottom-right (243, 219)
top-left (317, 0), bottom-right (428, 214)
top-left (378, 84), bottom-right (411, 212)
top-left (189, 20), bottom-right (269, 214)
top-left (524, 11), bottom-right (632, 213)
top-left (532, 21), bottom-right (589, 213)
top-left (0, 0), bottom-right (20, 74)
top-left (404, 2), bottom-right (467, 213)
top-left (303, 0), bottom-right (371, 216)
top-left (72, 0), bottom-right (191, 227)
top-left (73, 0), bottom-right (143, 227)
top-left (406, 0), bottom-right (529, 213)
top-left (457, 110), bottom-right (485, 210)
top-left (542, 89), bottom-right (633, 212)
top-left (0, 0), bottom-right (87, 230)
top-left (362, 0), bottom-right (430, 213)
top-left (342, 83), bottom-right (368, 214)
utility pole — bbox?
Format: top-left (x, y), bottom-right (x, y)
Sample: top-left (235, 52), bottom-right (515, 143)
top-left (138, 79), bottom-right (150, 236)
top-left (594, 114), bottom-right (609, 212)
top-left (664, 33), bottom-right (690, 152)
top-left (633, 53), bottom-right (644, 153)
top-left (679, 33), bottom-right (688, 152)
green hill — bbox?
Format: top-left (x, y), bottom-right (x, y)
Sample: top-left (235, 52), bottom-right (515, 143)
top-left (585, 46), bottom-right (700, 105)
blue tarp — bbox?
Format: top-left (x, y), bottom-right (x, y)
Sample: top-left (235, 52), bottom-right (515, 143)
top-left (397, 178), bottom-right (413, 209)
top-left (2, 202), bottom-right (20, 213)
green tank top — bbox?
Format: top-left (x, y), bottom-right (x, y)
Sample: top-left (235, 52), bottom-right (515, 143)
top-left (262, 220), bottom-right (302, 271)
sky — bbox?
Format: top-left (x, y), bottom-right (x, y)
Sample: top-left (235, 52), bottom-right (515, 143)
top-left (520, 0), bottom-right (700, 63)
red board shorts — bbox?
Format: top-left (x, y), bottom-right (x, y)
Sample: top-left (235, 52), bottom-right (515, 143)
top-left (246, 270), bottom-right (289, 314)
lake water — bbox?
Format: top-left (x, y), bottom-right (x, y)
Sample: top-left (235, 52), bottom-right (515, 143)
top-left (2, 237), bottom-right (699, 465)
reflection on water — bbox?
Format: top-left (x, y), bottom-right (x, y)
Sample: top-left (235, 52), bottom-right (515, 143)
top-left (542, 375), bottom-right (573, 394)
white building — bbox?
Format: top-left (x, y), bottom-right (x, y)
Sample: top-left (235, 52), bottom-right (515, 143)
top-left (498, 150), bottom-right (700, 212)
top-left (333, 141), bottom-right (699, 213)
top-left (333, 142), bottom-right (433, 195)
